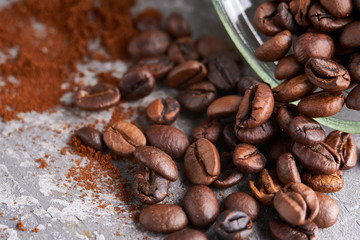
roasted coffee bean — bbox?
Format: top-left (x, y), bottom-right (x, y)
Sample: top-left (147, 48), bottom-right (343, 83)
top-left (255, 30), bottom-right (292, 62)
top-left (75, 83), bottom-right (120, 110)
top-left (183, 185), bottom-right (219, 229)
top-left (234, 118), bottom-right (279, 144)
top-left (356, 0), bottom-right (360, 11)
top-left (184, 138), bottom-right (220, 185)
top-left (267, 135), bottom-right (294, 165)
top-left (325, 130), bottom-right (358, 170)
top-left (191, 119), bottom-right (223, 143)
top-left (293, 33), bottom-right (335, 64)
top-left (166, 61), bottom-right (207, 89)
top-left (233, 143), bottom-right (266, 174)
top-left (340, 21), bottom-right (360, 49)
top-left (320, 0), bottom-right (353, 18)
top-left (237, 76), bottom-right (263, 95)
top-left (118, 69), bottom-right (155, 101)
top-left (236, 83), bottom-right (274, 128)
top-left (165, 229), bottom-right (209, 240)
top-left (135, 17), bottom-right (160, 32)
top-left (207, 95), bottom-right (242, 118)
top-left (276, 104), bottom-right (299, 134)
top-left (272, 2), bottom-right (298, 33)
top-left (146, 97), bottom-right (180, 125)
top-left (346, 84), bottom-right (360, 110)
top-left (348, 52), bottom-right (360, 83)
top-left (273, 74), bottom-right (316, 103)
top-left (292, 142), bottom-right (341, 175)
top-left (289, 0), bottom-right (312, 26)
top-left (224, 192), bottom-right (260, 221)
top-left (314, 192), bottom-right (340, 228)
top-left (269, 220), bottom-right (319, 240)
top-left (132, 55), bottom-right (174, 79)
top-left (208, 55), bottom-right (241, 90)
top-left (139, 204), bottom-right (188, 233)
top-left (103, 120), bottom-right (146, 157)
top-left (275, 55), bottom-right (303, 80)
top-left (166, 12), bottom-right (192, 38)
top-left (76, 127), bottom-right (105, 151)
top-left (213, 152), bottom-right (244, 188)
top-left (196, 35), bottom-right (236, 59)
top-left (274, 182), bottom-right (319, 226)
top-left (305, 57), bottom-right (350, 91)
top-left (178, 81), bottom-right (217, 112)
top-left (215, 210), bottom-right (254, 240)
top-left (298, 91), bottom-right (345, 118)
top-left (145, 125), bottom-right (189, 159)
top-left (253, 2), bottom-right (282, 36)
top-left (167, 37), bottom-right (199, 64)
top-left (289, 115), bottom-right (326, 146)
top-left (134, 166), bottom-right (169, 204)
top-left (276, 152), bottom-right (301, 185)
top-left (223, 123), bottom-right (240, 149)
top-left (128, 30), bottom-right (171, 59)
top-left (133, 146), bottom-right (178, 181)
top-left (301, 169), bottom-right (344, 193)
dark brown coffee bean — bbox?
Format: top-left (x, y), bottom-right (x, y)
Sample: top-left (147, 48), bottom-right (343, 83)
top-left (269, 220), bottom-right (319, 240)
top-left (320, 0), bottom-right (353, 18)
top-left (103, 120), bottom-right (146, 157)
top-left (224, 192), bottom-right (260, 221)
top-left (356, 0), bottom-right (360, 11)
top-left (233, 143), bottom-right (266, 174)
top-left (236, 83), bottom-right (274, 128)
top-left (292, 142), bottom-right (341, 175)
top-left (196, 35), bottom-right (236, 58)
top-left (267, 135), bottom-right (294, 165)
top-left (145, 125), bottom-right (189, 159)
top-left (289, 115), bottom-right (326, 146)
top-left (272, 2), bottom-right (298, 33)
top-left (274, 182), bottom-right (319, 226)
top-left (134, 166), bottom-right (169, 204)
top-left (208, 55), bottom-right (241, 90)
top-left (305, 57), bottom-right (351, 91)
top-left (289, 0), bottom-right (312, 26)
top-left (75, 83), bottom-right (120, 110)
top-left (166, 12), bottom-right (192, 38)
top-left (183, 185), bottom-right (219, 229)
top-left (223, 123), bottom-right (240, 149)
top-left (314, 192), bottom-right (340, 228)
top-left (136, 17), bottom-right (160, 32)
top-left (165, 229), bottom-right (209, 240)
top-left (298, 91), bottom-right (345, 118)
top-left (76, 127), bottom-right (105, 151)
top-left (132, 55), bottom-right (174, 79)
top-left (179, 81), bottom-right (217, 112)
top-left (301, 169), bottom-right (344, 193)
top-left (128, 30), bottom-right (171, 59)
top-left (237, 76), bottom-right (263, 95)
top-left (275, 55), bottom-right (303, 80)
top-left (118, 69), bottom-right (155, 101)
top-left (166, 61), bottom-right (207, 89)
top-left (255, 30), bottom-right (292, 62)
top-left (346, 84), bottom-right (360, 110)
top-left (139, 204), bottom-right (188, 233)
top-left (253, 2), bottom-right (282, 36)
top-left (207, 95), bottom-right (242, 118)
top-left (276, 104), bottom-right (299, 134)
top-left (276, 152), bottom-right (301, 185)
top-left (184, 138), bottom-right (220, 185)
top-left (348, 52), bottom-right (360, 83)
top-left (340, 21), bottom-right (360, 49)
top-left (325, 130), bottom-right (358, 170)
top-left (167, 37), bottom-right (199, 64)
top-left (293, 33), bottom-right (335, 64)
top-left (215, 210), bottom-right (254, 240)
top-left (213, 152), bottom-right (244, 188)
top-left (191, 119), bottom-right (223, 144)
top-left (146, 97), bottom-right (180, 125)
top-left (273, 74), bottom-right (316, 103)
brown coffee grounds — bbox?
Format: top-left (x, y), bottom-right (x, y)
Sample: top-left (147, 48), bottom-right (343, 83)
top-left (96, 71), bottom-right (120, 87)
top-left (17, 220), bottom-right (27, 231)
top-left (32, 228), bottom-right (39, 233)
top-left (36, 158), bottom-right (48, 169)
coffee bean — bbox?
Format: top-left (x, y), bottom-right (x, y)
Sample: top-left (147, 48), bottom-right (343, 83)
top-left (184, 138), bottom-right (220, 185)
top-left (146, 97), bottom-right (180, 125)
top-left (267, 135), bottom-right (294, 165)
top-left (356, 0), bottom-right (360, 11)
top-left (136, 17), bottom-right (160, 32)
top-left (207, 95), bottom-right (242, 118)
top-left (103, 120), bottom-right (146, 157)
top-left (276, 104), bottom-right (299, 134)
top-left (76, 127), bottom-right (105, 151)
top-left (132, 55), bottom-right (174, 79)
top-left (165, 229), bottom-right (209, 240)
top-left (128, 30), bottom-right (171, 59)
top-left (298, 91), bottom-right (345, 118)
top-left (325, 130), bottom-right (358, 170)
top-left (118, 69), bottom-right (155, 101)
top-left (75, 83), bottom-right (120, 110)
top-left (236, 83), bottom-right (274, 128)
top-left (293, 33), bottom-right (335, 64)
top-left (166, 61), bottom-right (207, 89)
top-left (237, 76), bottom-right (263, 95)
top-left (145, 125), bottom-right (189, 159)
top-left (289, 0), bottom-right (312, 26)
top-left (275, 55), bottom-right (303, 80)
top-left (340, 21), bottom-right (360, 49)
top-left (208, 55), bottom-right (241, 90)
top-left (139, 204), bottom-right (188, 233)
top-left (196, 35), bottom-right (236, 59)
top-left (233, 143), bottom-right (266, 174)
top-left (292, 142), bottom-right (341, 175)
top-left (272, 2), bottom-right (298, 33)
top-left (224, 192), bottom-right (260, 221)
top-left (314, 192), bottom-right (340, 228)
top-left (301, 169), bottom-right (344, 193)
top-left (348, 52), bottom-right (360, 83)
top-left (346, 84), bottom-right (360, 110)
top-left (215, 210), bottom-right (254, 240)
top-left (223, 123), bottom-right (240, 149)
top-left (289, 115), bottom-right (326, 146)
top-left (178, 81), bottom-right (217, 112)
top-left (276, 152), bottom-right (301, 185)
top-left (272, 74), bottom-right (316, 103)
top-left (320, 0), bottom-right (353, 18)
top-left (183, 185), bottom-right (219, 229)
top-left (167, 37), bottom-right (199, 64)
top-left (255, 30), bottom-right (292, 62)
top-left (269, 220), bottom-right (319, 240)
top-left (213, 152), bottom-right (244, 188)
top-left (191, 119), bottom-right (223, 143)
top-left (166, 13), bottom-right (192, 38)
top-left (253, 2), bottom-right (282, 36)
top-left (274, 182), bottom-right (319, 226)
top-left (134, 166), bottom-right (169, 204)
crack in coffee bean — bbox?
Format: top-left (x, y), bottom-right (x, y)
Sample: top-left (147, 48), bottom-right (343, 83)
top-left (110, 126), bottom-right (138, 148)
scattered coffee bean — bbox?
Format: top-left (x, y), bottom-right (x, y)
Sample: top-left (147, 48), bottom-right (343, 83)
top-left (166, 60), bottom-right (207, 89)
top-left (346, 84), bottom-right (360, 110)
top-left (276, 104), bottom-right (299, 134)
top-left (289, 0), bottom-right (312, 26)
top-left (208, 55), bottom-right (241, 90)
top-left (165, 229), bottom-right (209, 240)
top-left (146, 97), bottom-right (180, 125)
top-left (224, 192), bottom-right (260, 221)
top-left (340, 21), bottom-right (360, 49)
top-left (234, 118), bottom-right (279, 144)
top-left (272, 2), bottom-right (298, 33)
top-left (76, 127), bottom-right (105, 151)
top-left (276, 152), bottom-right (301, 185)
top-left (215, 210), bottom-right (254, 240)
top-left (269, 220), bottom-right (319, 240)
top-left (196, 35), bottom-right (236, 59)
top-left (348, 52), bottom-right (360, 83)
top-left (255, 30), bottom-right (292, 62)
top-left (118, 69), bottom-right (155, 101)
top-left (233, 143), bottom-right (266, 174)
top-left (275, 55), bottom-right (303, 80)
top-left (207, 95), bottom-right (242, 118)
top-left (167, 37), bottom-right (199, 64)
top-left (213, 152), bottom-right (244, 188)
top-left (320, 0), bottom-right (353, 18)
top-left (132, 55), bottom-right (174, 79)
top-left (191, 118), bottom-right (223, 143)
top-left (237, 76), bottom-right (263, 95)
top-left (253, 1), bottom-right (282, 36)
top-left (135, 17), bottom-right (160, 32)
top-left (289, 115), bottom-right (326, 146)
top-left (267, 135), bottom-right (294, 165)
top-left (166, 12), bottom-right (192, 38)
top-left (222, 123), bottom-right (240, 149)
top-left (301, 169), bottom-right (344, 193)
top-left (314, 192), bottom-right (340, 228)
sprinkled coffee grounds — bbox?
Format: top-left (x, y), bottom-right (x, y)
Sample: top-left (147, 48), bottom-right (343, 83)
top-left (32, 228), bottom-right (39, 233)
top-left (36, 158), bottom-right (48, 169)
top-left (96, 71), bottom-right (121, 87)
top-left (17, 220), bottom-right (27, 231)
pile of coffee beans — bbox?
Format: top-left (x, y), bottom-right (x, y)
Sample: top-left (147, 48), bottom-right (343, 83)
top-left (73, 6), bottom-right (359, 240)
